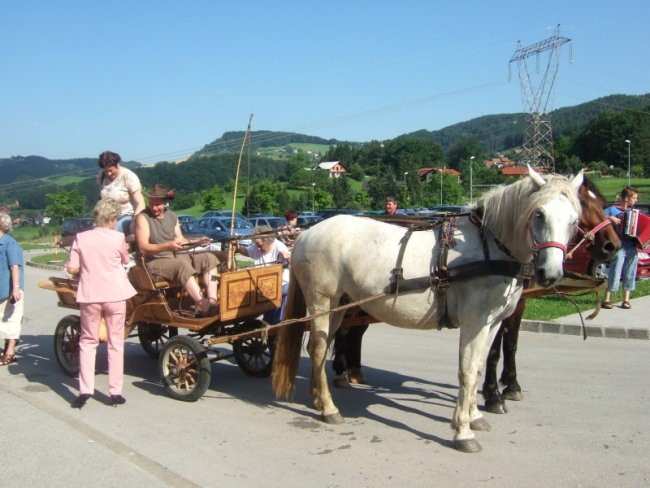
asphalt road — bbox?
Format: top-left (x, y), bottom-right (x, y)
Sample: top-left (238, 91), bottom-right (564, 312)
top-left (1, 264), bottom-right (649, 487)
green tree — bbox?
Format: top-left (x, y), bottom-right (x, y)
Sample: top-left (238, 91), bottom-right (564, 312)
top-left (313, 187), bottom-right (333, 210)
top-left (284, 153), bottom-right (313, 187)
top-left (447, 137), bottom-right (485, 170)
top-left (331, 177), bottom-right (353, 208)
top-left (200, 185), bottom-right (227, 211)
top-left (421, 173), bottom-right (463, 206)
top-left (352, 190), bottom-right (372, 209)
top-left (245, 180), bottom-right (281, 214)
top-left (45, 188), bottom-right (87, 221)
top-left (367, 174), bottom-right (399, 208)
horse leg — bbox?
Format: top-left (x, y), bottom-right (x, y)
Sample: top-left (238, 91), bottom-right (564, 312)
top-left (332, 328), bottom-right (351, 389)
top-left (469, 322), bottom-right (502, 430)
top-left (308, 308), bottom-right (346, 424)
top-left (453, 323), bottom-right (494, 453)
top-left (482, 323), bottom-right (508, 414)
top-left (345, 324), bottom-right (368, 384)
top-left (501, 302), bottom-right (525, 401)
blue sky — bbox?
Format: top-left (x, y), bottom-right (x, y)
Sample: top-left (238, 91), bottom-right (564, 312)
top-left (1, 1), bottom-right (648, 163)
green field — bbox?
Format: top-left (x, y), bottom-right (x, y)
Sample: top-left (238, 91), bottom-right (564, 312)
top-left (585, 176), bottom-right (650, 202)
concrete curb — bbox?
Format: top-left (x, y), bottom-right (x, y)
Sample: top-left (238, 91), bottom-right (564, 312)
top-left (521, 319), bottom-right (650, 340)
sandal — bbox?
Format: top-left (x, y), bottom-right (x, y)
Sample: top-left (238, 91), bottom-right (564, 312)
top-left (622, 301), bottom-right (631, 309)
top-left (0, 354), bottom-right (16, 366)
top-left (602, 301), bottom-right (613, 309)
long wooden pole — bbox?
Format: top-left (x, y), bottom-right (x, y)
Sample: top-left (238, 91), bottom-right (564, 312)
top-left (228, 113), bottom-right (254, 270)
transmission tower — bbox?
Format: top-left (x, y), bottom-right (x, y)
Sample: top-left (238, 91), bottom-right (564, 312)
top-left (509, 24), bottom-right (572, 172)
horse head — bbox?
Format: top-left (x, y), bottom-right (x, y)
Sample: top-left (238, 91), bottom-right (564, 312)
top-left (480, 166), bottom-right (582, 287)
top-left (526, 166), bottom-right (583, 287)
top-left (574, 178), bottom-right (621, 262)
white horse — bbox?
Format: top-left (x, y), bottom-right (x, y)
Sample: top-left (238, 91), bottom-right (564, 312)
top-left (273, 167), bottom-right (583, 453)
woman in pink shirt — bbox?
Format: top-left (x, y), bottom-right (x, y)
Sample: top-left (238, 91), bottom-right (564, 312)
top-left (67, 198), bottom-right (136, 408)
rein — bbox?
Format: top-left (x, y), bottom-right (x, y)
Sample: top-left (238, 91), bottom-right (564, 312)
top-left (566, 219), bottom-right (612, 259)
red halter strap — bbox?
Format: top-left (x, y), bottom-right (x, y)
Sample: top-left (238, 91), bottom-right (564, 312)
top-left (528, 226), bottom-right (568, 257)
top-left (565, 219), bottom-right (613, 259)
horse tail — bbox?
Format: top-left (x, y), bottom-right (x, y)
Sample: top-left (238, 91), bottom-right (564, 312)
top-left (273, 266), bottom-right (306, 399)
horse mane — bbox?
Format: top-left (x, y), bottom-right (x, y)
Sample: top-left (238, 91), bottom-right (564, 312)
top-left (582, 176), bottom-right (607, 206)
top-left (477, 174), bottom-right (581, 253)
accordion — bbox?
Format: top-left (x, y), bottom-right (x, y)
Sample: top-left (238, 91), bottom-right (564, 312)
top-left (623, 209), bottom-right (650, 248)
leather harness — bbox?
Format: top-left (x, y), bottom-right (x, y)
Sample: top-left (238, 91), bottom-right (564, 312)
top-left (382, 211), bottom-right (534, 328)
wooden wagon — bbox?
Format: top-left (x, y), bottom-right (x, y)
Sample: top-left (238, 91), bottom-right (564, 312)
top-left (39, 259), bottom-right (286, 401)
top-left (38, 215), bottom-right (471, 403)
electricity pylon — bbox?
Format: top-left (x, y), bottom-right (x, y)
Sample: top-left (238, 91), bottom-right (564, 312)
top-left (509, 24), bottom-right (572, 172)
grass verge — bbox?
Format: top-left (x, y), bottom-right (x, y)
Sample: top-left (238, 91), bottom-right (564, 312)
top-left (523, 278), bottom-right (650, 321)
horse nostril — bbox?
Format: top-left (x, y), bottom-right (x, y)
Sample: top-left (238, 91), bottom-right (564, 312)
top-left (603, 242), bottom-right (617, 254)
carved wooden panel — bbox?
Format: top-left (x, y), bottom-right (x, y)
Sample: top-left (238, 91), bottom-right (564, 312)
top-left (219, 264), bottom-right (283, 322)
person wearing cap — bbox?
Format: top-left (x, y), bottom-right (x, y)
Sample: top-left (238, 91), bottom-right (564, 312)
top-left (97, 150), bottom-right (145, 237)
top-left (134, 184), bottom-right (219, 316)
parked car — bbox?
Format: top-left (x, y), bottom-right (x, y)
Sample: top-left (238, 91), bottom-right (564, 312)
top-left (61, 217), bottom-right (95, 247)
top-left (297, 214), bottom-right (323, 227)
top-left (177, 214), bottom-right (198, 233)
top-left (195, 217), bottom-right (253, 246)
top-left (201, 210), bottom-right (248, 221)
top-left (248, 216), bottom-right (286, 229)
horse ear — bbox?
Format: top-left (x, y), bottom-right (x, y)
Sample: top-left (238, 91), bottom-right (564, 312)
top-left (527, 164), bottom-right (546, 187)
top-left (570, 169), bottom-right (584, 194)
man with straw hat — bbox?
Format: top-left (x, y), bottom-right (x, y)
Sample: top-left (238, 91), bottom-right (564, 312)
top-left (134, 184), bottom-right (219, 316)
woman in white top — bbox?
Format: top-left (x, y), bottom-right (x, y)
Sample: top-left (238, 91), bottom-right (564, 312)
top-left (98, 151), bottom-right (145, 236)
top-left (236, 225), bottom-right (290, 324)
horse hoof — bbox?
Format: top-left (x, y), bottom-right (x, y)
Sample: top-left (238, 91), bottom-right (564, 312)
top-left (470, 417), bottom-right (491, 432)
top-left (484, 400), bottom-right (508, 415)
top-left (454, 438), bottom-right (483, 453)
top-left (502, 388), bottom-right (524, 401)
top-left (333, 374), bottom-right (351, 389)
top-left (347, 368), bottom-right (366, 385)
top-left (321, 412), bottom-right (345, 424)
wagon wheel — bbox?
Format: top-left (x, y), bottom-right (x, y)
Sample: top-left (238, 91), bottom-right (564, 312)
top-left (159, 335), bottom-right (211, 402)
top-left (232, 321), bottom-right (276, 377)
top-left (137, 323), bottom-right (178, 358)
top-left (53, 315), bottom-right (81, 377)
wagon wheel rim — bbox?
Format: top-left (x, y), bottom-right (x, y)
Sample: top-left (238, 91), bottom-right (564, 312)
top-left (162, 345), bottom-right (202, 391)
top-left (237, 337), bottom-right (272, 370)
top-left (54, 315), bottom-right (81, 376)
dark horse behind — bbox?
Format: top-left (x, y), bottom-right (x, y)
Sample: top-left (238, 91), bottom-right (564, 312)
top-left (482, 177), bottom-right (620, 414)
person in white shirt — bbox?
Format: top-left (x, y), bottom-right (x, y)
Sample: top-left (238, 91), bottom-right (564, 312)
top-left (235, 225), bottom-right (290, 324)
top-left (98, 150), bottom-right (145, 238)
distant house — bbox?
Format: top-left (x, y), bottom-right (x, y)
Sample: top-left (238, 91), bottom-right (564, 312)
top-left (314, 161), bottom-right (347, 178)
top-left (500, 165), bottom-right (547, 178)
top-left (418, 167), bottom-right (462, 183)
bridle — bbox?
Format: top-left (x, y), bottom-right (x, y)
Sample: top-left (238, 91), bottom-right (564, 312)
top-left (565, 219), bottom-right (612, 259)
top-left (528, 225), bottom-right (570, 258)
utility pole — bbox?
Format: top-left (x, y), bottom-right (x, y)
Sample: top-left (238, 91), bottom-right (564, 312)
top-left (509, 25), bottom-right (572, 172)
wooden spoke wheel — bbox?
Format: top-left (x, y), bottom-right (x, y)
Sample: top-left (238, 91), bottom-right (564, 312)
top-left (159, 336), bottom-right (211, 402)
top-left (232, 325), bottom-right (276, 378)
top-left (53, 315), bottom-right (81, 377)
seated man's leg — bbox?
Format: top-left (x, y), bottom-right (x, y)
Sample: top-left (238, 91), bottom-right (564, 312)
top-left (147, 256), bottom-right (208, 312)
top-left (190, 253), bottom-right (219, 304)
